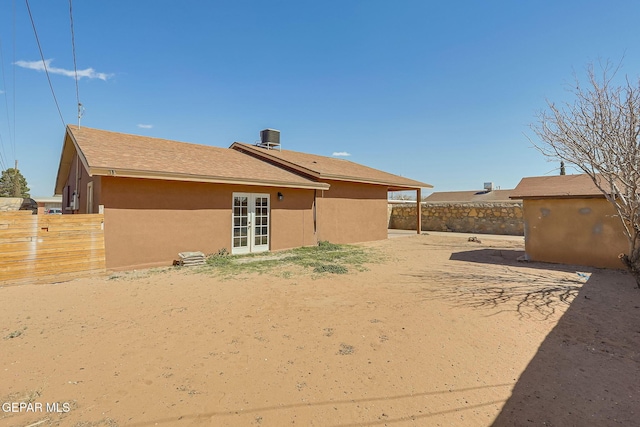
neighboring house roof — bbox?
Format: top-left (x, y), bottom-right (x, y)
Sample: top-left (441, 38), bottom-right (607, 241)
top-left (425, 189), bottom-right (517, 202)
top-left (230, 142), bottom-right (432, 191)
top-left (510, 174), bottom-right (605, 199)
top-left (54, 126), bottom-right (329, 195)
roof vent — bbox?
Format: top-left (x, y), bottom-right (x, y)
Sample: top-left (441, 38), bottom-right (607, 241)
top-left (258, 129), bottom-right (281, 150)
top-left (483, 182), bottom-right (494, 192)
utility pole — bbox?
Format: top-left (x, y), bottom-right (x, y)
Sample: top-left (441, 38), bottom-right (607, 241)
top-left (13, 160), bottom-right (20, 197)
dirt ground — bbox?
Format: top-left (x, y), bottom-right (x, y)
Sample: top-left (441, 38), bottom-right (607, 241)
top-left (1, 233), bottom-right (639, 427)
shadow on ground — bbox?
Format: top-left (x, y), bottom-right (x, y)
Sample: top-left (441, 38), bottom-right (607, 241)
top-left (443, 246), bottom-right (640, 425)
top-left (450, 248), bottom-right (593, 273)
top-left (443, 246), bottom-right (640, 424)
top-left (403, 247), bottom-right (594, 320)
top-left (492, 269), bottom-right (640, 425)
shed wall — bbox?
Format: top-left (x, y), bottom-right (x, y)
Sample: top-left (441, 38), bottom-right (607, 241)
top-left (523, 198), bottom-right (628, 268)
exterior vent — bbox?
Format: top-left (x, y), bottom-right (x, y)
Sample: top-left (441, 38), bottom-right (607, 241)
top-left (483, 182), bottom-right (494, 192)
top-left (258, 129), bottom-right (281, 150)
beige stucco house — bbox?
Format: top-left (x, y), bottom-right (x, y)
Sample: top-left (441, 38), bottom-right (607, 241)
top-left (55, 125), bottom-right (431, 270)
top-left (511, 174), bottom-right (627, 268)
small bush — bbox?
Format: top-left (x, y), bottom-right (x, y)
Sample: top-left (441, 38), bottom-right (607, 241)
top-left (206, 248), bottom-right (232, 267)
top-left (313, 264), bottom-right (348, 274)
top-left (317, 241), bottom-right (341, 251)
top-left (214, 248), bottom-right (229, 257)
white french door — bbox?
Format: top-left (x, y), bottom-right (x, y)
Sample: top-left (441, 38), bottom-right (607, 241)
top-left (232, 193), bottom-right (270, 254)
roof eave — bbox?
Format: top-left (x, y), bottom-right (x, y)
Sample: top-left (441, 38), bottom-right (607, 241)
top-left (53, 128), bottom-right (75, 195)
top-left (322, 174), bottom-right (433, 190)
top-left (54, 126), bottom-right (93, 195)
top-left (89, 167), bottom-right (330, 190)
top-left (510, 194), bottom-right (606, 200)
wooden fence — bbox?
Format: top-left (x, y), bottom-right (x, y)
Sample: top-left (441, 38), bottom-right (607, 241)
top-left (0, 211), bottom-right (106, 285)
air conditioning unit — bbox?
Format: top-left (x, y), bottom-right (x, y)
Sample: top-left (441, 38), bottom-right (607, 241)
top-left (258, 129), bottom-right (281, 149)
top-left (483, 182), bottom-right (494, 192)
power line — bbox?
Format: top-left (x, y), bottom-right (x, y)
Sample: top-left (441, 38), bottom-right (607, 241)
top-left (25, 0), bottom-right (66, 128)
top-left (69, 0), bottom-right (82, 127)
top-left (0, 39), bottom-right (10, 171)
top-left (12, 0), bottom-right (16, 161)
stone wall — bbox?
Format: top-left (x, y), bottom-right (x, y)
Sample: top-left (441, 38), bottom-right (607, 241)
top-left (0, 197), bottom-right (25, 212)
top-left (388, 201), bottom-right (524, 236)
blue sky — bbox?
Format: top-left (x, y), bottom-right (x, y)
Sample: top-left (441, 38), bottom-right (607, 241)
top-left (1, 0), bottom-right (639, 197)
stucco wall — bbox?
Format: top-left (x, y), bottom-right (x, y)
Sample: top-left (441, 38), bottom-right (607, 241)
top-left (523, 198), bottom-right (628, 268)
top-left (316, 181), bottom-right (389, 244)
top-left (61, 155), bottom-right (101, 214)
top-left (67, 173), bottom-right (392, 270)
top-left (100, 177), bottom-right (316, 270)
top-left (388, 202), bottom-right (524, 236)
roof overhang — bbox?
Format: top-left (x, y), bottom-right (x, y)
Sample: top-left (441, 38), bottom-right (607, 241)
top-left (387, 185), bottom-right (429, 191)
top-left (510, 194), bottom-right (607, 200)
top-left (316, 174), bottom-right (432, 190)
top-left (54, 127), bottom-right (90, 195)
top-left (88, 167), bottom-right (330, 190)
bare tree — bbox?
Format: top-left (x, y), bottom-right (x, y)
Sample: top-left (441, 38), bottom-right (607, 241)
top-left (389, 192), bottom-right (415, 201)
top-left (532, 62), bottom-right (640, 287)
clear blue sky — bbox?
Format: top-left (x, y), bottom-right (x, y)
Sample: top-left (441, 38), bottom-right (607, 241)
top-left (1, 0), bottom-right (639, 197)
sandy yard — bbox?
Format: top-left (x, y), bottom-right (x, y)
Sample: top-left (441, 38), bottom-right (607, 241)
top-left (1, 233), bottom-right (638, 427)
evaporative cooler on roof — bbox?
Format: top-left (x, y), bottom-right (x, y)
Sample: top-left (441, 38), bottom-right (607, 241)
top-left (258, 129), bottom-right (281, 150)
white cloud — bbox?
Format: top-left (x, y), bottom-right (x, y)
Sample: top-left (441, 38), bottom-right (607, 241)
top-left (332, 151), bottom-right (351, 157)
top-left (15, 59), bottom-right (113, 81)
top-left (137, 124), bottom-right (153, 129)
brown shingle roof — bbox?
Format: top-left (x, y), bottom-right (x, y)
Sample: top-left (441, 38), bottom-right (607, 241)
top-left (510, 174), bottom-right (604, 199)
top-left (425, 189), bottom-right (518, 202)
top-left (55, 126), bottom-right (329, 194)
top-left (230, 143), bottom-right (432, 191)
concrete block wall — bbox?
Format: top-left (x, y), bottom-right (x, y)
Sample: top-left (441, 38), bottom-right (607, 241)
top-left (388, 201), bottom-right (524, 236)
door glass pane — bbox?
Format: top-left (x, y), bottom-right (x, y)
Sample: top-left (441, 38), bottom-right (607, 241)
top-left (253, 196), bottom-right (269, 248)
top-left (233, 195), bottom-right (249, 250)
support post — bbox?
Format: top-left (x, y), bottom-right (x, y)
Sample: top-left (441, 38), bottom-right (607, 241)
top-left (416, 188), bottom-right (422, 234)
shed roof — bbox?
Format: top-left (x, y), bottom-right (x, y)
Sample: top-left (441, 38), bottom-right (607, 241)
top-left (510, 174), bottom-right (604, 199)
top-left (230, 143), bottom-right (432, 191)
top-left (425, 189), bottom-right (517, 202)
top-left (54, 126), bottom-right (329, 194)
